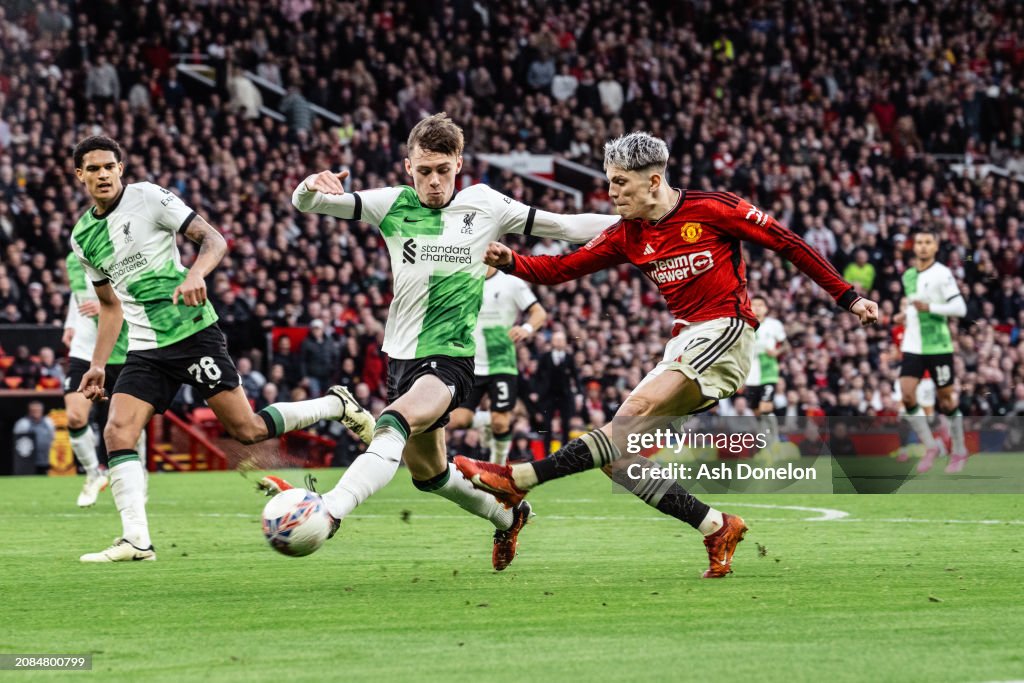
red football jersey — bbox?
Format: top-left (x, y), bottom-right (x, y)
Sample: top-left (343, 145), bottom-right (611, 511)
top-left (507, 190), bottom-right (859, 328)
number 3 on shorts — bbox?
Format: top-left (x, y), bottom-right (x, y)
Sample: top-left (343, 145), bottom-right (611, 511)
top-left (188, 356), bottom-right (223, 384)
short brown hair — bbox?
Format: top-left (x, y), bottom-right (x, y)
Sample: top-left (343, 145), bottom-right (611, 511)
top-left (407, 113), bottom-right (464, 156)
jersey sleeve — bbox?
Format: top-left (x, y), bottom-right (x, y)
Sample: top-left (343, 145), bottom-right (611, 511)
top-left (773, 319), bottom-right (787, 343)
top-left (928, 268), bottom-right (967, 317)
top-left (69, 239), bottom-right (108, 285)
top-left (512, 278), bottom-right (539, 312)
top-left (64, 293), bottom-right (78, 330)
top-left (714, 195), bottom-right (860, 309)
top-left (507, 224), bottom-right (628, 285)
top-left (143, 182), bottom-right (197, 234)
top-left (938, 268), bottom-right (961, 302)
top-left (483, 185), bottom-right (619, 244)
top-left (291, 177), bottom-right (401, 226)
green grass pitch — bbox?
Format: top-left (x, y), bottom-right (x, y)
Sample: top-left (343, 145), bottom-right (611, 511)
top-left (1, 469), bottom-right (1021, 682)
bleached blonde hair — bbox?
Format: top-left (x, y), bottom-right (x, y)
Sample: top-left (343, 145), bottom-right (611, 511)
top-left (603, 132), bottom-right (669, 174)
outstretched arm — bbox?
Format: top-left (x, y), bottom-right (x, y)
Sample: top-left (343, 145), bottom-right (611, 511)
top-left (527, 209), bottom-right (621, 244)
top-left (291, 170), bottom-right (359, 218)
top-left (720, 197), bottom-right (878, 325)
top-left (484, 226), bottom-right (628, 285)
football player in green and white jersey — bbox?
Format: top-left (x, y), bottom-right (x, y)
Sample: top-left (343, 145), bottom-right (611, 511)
top-left (268, 113), bottom-right (619, 570)
top-left (448, 267), bottom-right (547, 465)
top-left (63, 252), bottom-right (135, 507)
top-left (894, 229), bottom-right (967, 473)
top-left (743, 295), bottom-right (787, 449)
top-left (70, 136), bottom-right (374, 563)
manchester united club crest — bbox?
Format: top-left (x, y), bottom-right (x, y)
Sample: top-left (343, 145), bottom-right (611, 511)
top-left (681, 222), bottom-right (702, 242)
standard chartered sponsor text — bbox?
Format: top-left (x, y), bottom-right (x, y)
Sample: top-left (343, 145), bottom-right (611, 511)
top-left (104, 252), bottom-right (148, 280)
top-left (420, 245), bottom-right (472, 263)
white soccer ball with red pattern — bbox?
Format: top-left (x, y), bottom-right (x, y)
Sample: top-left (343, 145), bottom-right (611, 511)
top-left (261, 488), bottom-right (331, 557)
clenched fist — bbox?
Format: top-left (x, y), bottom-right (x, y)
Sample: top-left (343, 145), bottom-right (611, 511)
top-left (305, 170), bottom-right (350, 195)
top-left (483, 242), bottom-right (514, 269)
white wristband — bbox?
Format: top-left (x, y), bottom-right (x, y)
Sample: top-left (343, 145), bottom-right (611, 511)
top-left (521, 323), bottom-right (534, 335)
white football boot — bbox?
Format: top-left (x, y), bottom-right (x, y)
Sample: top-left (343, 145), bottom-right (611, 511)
top-left (327, 385), bottom-right (375, 444)
top-left (80, 538), bottom-right (156, 563)
top-left (77, 472), bottom-right (109, 508)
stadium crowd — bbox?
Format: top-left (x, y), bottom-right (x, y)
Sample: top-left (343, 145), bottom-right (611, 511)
top-left (1, 0), bottom-right (1022, 457)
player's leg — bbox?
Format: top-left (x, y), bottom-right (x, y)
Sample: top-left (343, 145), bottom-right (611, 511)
top-left (405, 427), bottom-right (513, 530)
top-left (448, 407), bottom-right (475, 430)
top-left (319, 372), bottom-right (451, 523)
top-left (404, 426), bottom-right (527, 570)
top-left (66, 389), bottom-right (107, 507)
top-left (80, 390), bottom-right (157, 562)
top-left (490, 410), bottom-right (513, 464)
top-left (186, 324), bottom-right (370, 444)
top-left (204, 385), bottom-right (353, 444)
top-left (899, 359), bottom-right (940, 471)
top-left (933, 356), bottom-right (968, 471)
top-left (487, 375), bottom-right (517, 464)
top-left (65, 357), bottom-right (107, 505)
top-left (755, 384), bottom-right (781, 448)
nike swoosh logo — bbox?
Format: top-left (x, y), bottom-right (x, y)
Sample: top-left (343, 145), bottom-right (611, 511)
top-left (471, 474), bottom-right (502, 494)
top-left (403, 218), bottom-right (421, 223)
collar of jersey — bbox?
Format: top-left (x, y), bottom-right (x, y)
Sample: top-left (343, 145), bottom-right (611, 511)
top-left (643, 188), bottom-right (685, 227)
top-left (91, 187), bottom-right (126, 219)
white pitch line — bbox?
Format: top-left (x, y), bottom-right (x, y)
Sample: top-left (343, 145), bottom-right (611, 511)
top-left (47, 511), bottom-right (1024, 526)
top-left (706, 501), bottom-right (850, 521)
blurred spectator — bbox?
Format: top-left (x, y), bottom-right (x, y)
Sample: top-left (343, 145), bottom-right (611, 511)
top-left (537, 331), bottom-right (580, 441)
top-left (844, 250), bottom-right (877, 294)
top-left (238, 356), bottom-right (266, 401)
top-left (84, 54), bottom-right (119, 103)
top-left (7, 345), bottom-right (40, 388)
top-left (300, 320), bottom-right (337, 396)
top-left (13, 401), bottom-right (54, 474)
top-left (36, 346), bottom-right (63, 386)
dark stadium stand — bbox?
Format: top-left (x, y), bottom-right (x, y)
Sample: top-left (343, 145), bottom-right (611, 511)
top-left (0, 1), bottom-right (1021, 452)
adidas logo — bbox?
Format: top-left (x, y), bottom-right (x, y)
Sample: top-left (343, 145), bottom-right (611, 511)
top-left (643, 243), bottom-right (655, 256)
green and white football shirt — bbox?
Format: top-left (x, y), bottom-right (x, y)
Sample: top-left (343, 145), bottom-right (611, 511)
top-left (65, 252), bottom-right (129, 364)
top-left (473, 271), bottom-right (538, 376)
top-left (293, 181), bottom-right (616, 360)
top-left (901, 263), bottom-right (960, 355)
top-left (69, 182), bottom-right (218, 352)
top-left (745, 316), bottom-right (786, 386)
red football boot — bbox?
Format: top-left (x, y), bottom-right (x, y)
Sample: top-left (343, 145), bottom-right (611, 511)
top-left (454, 455), bottom-right (527, 507)
top-left (702, 514), bottom-right (749, 578)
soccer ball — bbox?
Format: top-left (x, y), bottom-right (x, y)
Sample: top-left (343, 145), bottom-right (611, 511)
top-left (261, 488), bottom-right (332, 557)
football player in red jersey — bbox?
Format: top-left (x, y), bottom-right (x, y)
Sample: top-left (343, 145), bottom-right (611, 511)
top-left (457, 132), bottom-right (878, 577)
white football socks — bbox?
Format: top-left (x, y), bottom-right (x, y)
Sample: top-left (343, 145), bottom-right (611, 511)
top-left (471, 410), bottom-right (491, 430)
top-left (109, 457), bottom-right (151, 549)
top-left (321, 426), bottom-right (405, 520)
top-left (904, 405), bottom-right (937, 449)
top-left (261, 395), bottom-right (342, 435)
top-left (945, 409), bottom-right (966, 453)
top-left (419, 463), bottom-right (513, 530)
top-left (698, 508), bottom-right (725, 536)
top-left (490, 432), bottom-right (512, 465)
top-left (70, 426), bottom-right (100, 478)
